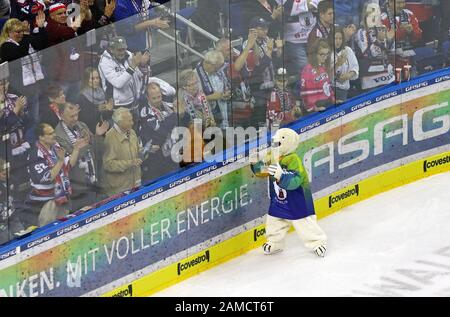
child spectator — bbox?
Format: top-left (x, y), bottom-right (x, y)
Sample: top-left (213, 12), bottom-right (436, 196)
top-left (300, 39), bottom-right (334, 113)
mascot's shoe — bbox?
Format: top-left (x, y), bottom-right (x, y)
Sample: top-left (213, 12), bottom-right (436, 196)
top-left (313, 245), bottom-right (327, 257)
top-left (262, 242), bottom-right (283, 255)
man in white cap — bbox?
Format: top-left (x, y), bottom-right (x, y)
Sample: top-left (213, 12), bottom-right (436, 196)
top-left (98, 36), bottom-right (144, 114)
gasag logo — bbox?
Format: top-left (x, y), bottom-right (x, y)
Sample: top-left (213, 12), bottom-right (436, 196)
top-left (328, 184), bottom-right (360, 208)
top-left (177, 250), bottom-right (210, 275)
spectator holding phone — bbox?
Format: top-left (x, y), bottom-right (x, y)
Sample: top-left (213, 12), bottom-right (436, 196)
top-left (242, 17), bottom-right (283, 125)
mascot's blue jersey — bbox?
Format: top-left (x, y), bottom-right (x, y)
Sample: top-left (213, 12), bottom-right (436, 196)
top-left (251, 153), bottom-right (315, 220)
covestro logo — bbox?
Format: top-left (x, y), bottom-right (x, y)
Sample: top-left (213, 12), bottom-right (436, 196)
top-left (111, 284), bottom-right (133, 297)
top-left (177, 251), bottom-right (210, 275)
top-left (423, 155), bottom-right (450, 173)
top-left (328, 185), bottom-right (360, 208)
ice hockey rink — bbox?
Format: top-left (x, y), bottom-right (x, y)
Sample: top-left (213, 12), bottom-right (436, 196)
top-left (154, 171), bottom-right (450, 297)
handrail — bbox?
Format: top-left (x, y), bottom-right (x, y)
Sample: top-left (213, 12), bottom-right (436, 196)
top-left (157, 29), bottom-right (206, 59)
top-left (155, 3), bottom-right (241, 55)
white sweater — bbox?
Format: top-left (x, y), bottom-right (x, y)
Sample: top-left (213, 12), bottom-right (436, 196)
top-left (331, 46), bottom-right (359, 91)
top-left (98, 50), bottom-right (143, 106)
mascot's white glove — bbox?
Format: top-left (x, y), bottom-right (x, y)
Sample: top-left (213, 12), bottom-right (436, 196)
top-left (268, 163), bottom-right (283, 182)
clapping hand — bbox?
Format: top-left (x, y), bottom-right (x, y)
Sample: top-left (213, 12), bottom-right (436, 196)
top-left (131, 52), bottom-right (143, 69)
top-left (275, 35), bottom-right (283, 49)
top-left (247, 29), bottom-right (258, 48)
top-left (267, 38), bottom-right (274, 56)
top-left (14, 96), bottom-right (27, 113)
top-left (35, 10), bottom-right (46, 28)
top-left (104, 0), bottom-right (116, 18)
top-left (56, 147), bottom-right (66, 162)
top-left (74, 137), bottom-right (89, 151)
top-left (96, 121), bottom-right (110, 136)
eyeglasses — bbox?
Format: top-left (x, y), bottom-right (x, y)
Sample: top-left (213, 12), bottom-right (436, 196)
top-left (318, 53), bottom-right (329, 57)
top-left (12, 30), bottom-right (24, 34)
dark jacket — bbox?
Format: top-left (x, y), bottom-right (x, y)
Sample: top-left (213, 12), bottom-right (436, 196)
top-left (0, 28), bottom-right (47, 95)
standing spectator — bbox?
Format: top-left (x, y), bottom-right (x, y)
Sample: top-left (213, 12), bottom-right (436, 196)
top-left (78, 66), bottom-right (114, 133)
top-left (330, 26), bottom-right (359, 103)
top-left (138, 82), bottom-right (177, 183)
top-left (113, 0), bottom-right (170, 53)
top-left (235, 0), bottom-right (283, 39)
top-left (45, 2), bottom-right (87, 103)
top-left (55, 102), bottom-right (108, 212)
top-left (308, 0), bottom-right (334, 43)
top-left (0, 159), bottom-right (24, 245)
top-left (277, 0), bottom-right (318, 76)
top-left (45, 3), bottom-right (77, 47)
top-left (333, 0), bottom-right (366, 28)
top-left (77, 0), bottom-right (116, 34)
top-left (438, 0), bottom-right (450, 47)
top-left (98, 36), bottom-right (143, 115)
top-left (354, 2), bottom-right (395, 91)
top-left (0, 79), bottom-right (31, 202)
top-left (242, 17), bottom-right (283, 125)
top-left (176, 69), bottom-right (215, 130)
top-left (215, 37), bottom-right (255, 128)
top-left (10, 0), bottom-right (45, 24)
top-left (25, 123), bottom-right (88, 227)
top-left (300, 39), bottom-right (334, 113)
top-left (0, 15), bottom-right (47, 131)
top-left (381, 0), bottom-right (422, 69)
top-left (102, 107), bottom-right (142, 196)
top-left (267, 68), bottom-right (302, 127)
top-left (195, 50), bottom-right (231, 129)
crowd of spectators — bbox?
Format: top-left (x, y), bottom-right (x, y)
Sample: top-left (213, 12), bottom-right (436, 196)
top-left (0, 0), bottom-right (450, 244)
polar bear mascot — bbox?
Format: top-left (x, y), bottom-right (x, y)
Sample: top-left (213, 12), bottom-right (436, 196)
top-left (251, 128), bottom-right (327, 257)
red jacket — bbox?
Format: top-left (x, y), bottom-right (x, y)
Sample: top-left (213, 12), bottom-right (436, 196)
top-left (44, 18), bottom-right (85, 82)
top-left (300, 64), bottom-right (334, 111)
top-left (45, 17), bottom-right (77, 47)
top-left (266, 88), bottom-right (296, 125)
top-left (381, 9), bottom-right (422, 44)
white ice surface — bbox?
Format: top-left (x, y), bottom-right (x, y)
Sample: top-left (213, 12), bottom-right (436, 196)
top-left (154, 172), bottom-right (450, 297)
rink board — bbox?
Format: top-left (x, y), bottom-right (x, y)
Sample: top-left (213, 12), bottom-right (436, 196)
top-left (0, 68), bottom-right (450, 297)
top-left (101, 150), bottom-right (450, 297)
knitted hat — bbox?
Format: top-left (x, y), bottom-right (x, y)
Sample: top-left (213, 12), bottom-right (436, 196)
top-left (49, 3), bottom-right (66, 14)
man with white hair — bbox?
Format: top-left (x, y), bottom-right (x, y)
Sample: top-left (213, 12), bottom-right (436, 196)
top-left (195, 50), bottom-right (231, 129)
top-left (102, 107), bottom-right (142, 196)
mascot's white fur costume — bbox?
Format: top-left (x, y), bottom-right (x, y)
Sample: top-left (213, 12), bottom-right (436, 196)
top-left (251, 128), bottom-right (327, 257)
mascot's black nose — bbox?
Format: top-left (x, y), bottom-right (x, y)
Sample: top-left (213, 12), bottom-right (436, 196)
top-left (272, 142), bottom-right (281, 147)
